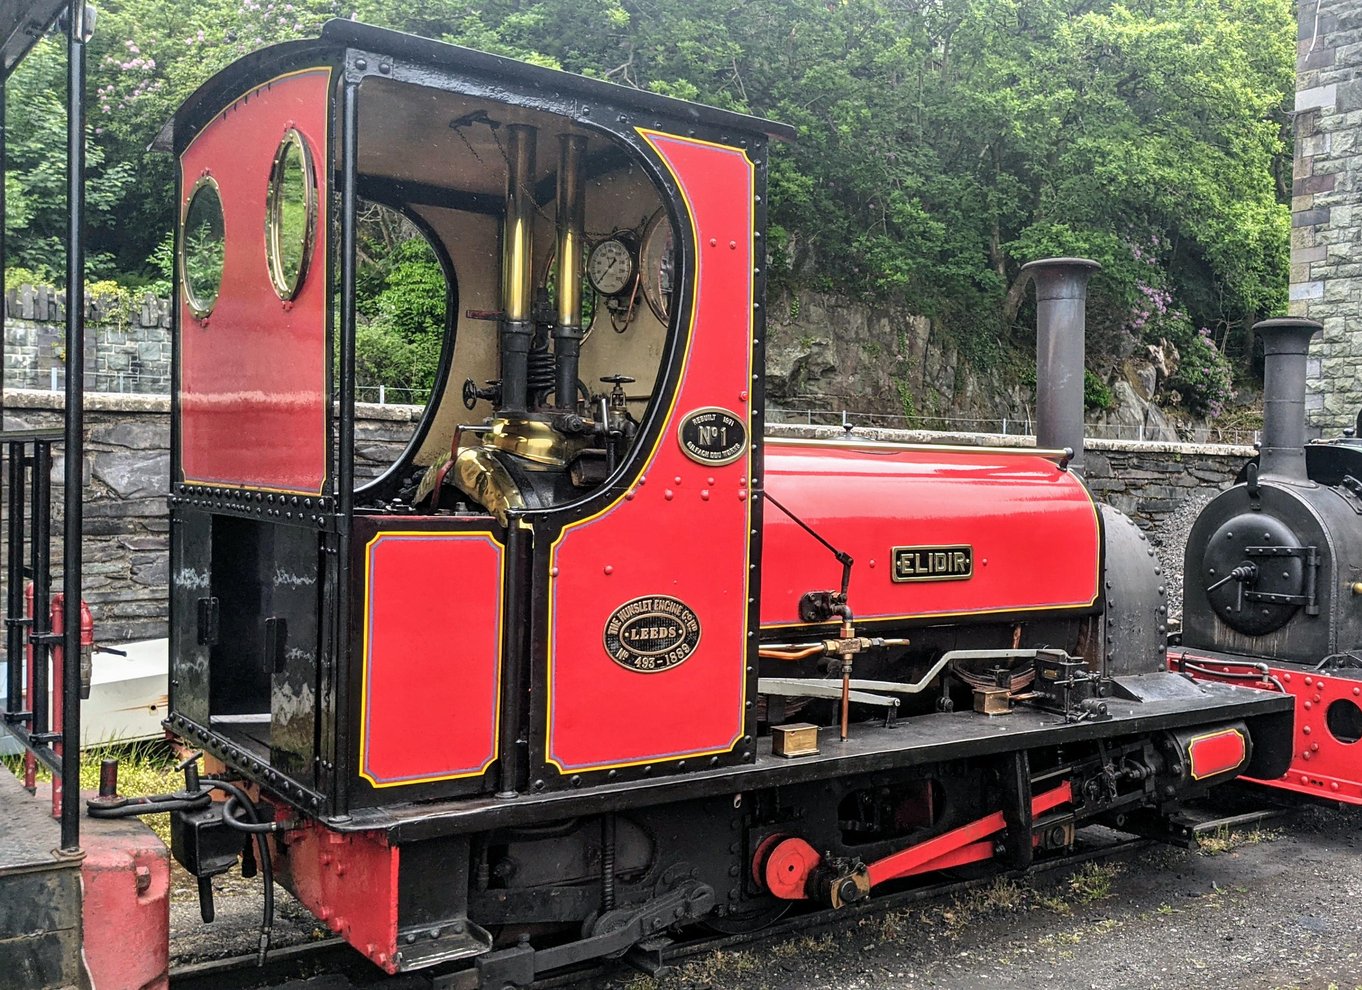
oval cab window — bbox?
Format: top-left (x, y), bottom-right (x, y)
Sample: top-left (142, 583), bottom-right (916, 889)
top-left (266, 129), bottom-right (317, 300)
top-left (181, 178), bottom-right (225, 318)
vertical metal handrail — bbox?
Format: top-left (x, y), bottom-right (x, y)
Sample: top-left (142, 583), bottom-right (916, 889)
top-left (3, 444), bottom-right (22, 715)
top-left (0, 432), bottom-right (64, 785)
top-left (29, 441), bottom-right (51, 739)
top-left (61, 0), bottom-right (88, 854)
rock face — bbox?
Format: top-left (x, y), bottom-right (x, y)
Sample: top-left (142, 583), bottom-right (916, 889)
top-left (1090, 379), bottom-right (1180, 442)
top-left (766, 287), bottom-right (1198, 438)
top-left (766, 288), bottom-right (1030, 427)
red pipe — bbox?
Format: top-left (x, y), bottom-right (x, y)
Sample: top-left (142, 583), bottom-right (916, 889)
top-left (50, 592), bottom-right (64, 819)
top-left (22, 581), bottom-right (35, 792)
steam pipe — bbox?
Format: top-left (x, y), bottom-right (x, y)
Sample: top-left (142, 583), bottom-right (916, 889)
top-left (1021, 257), bottom-right (1100, 472)
top-left (499, 124), bottom-right (537, 414)
top-left (554, 134), bottom-right (587, 410)
top-left (1255, 317), bottom-right (1321, 483)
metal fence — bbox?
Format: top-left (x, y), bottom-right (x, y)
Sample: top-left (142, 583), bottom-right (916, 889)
top-left (28, 372), bottom-right (1263, 446)
top-left (766, 407), bottom-right (1262, 446)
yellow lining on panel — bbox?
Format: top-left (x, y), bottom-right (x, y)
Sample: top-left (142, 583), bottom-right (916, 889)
top-left (357, 530), bottom-right (505, 787)
top-left (764, 436), bottom-right (1074, 460)
top-left (542, 130), bottom-right (757, 774)
top-left (1186, 727), bottom-right (1246, 781)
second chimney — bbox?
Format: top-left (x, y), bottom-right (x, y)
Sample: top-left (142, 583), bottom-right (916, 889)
top-left (1255, 317), bottom-right (1321, 483)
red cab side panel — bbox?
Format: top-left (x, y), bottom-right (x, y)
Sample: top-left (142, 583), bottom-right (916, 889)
top-left (545, 132), bottom-right (756, 773)
top-left (761, 441), bottom-right (1101, 628)
top-left (360, 531), bottom-right (503, 787)
top-left (178, 68), bottom-right (331, 494)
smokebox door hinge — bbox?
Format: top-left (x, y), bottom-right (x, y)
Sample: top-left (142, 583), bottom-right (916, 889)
top-left (1244, 545), bottom-right (1320, 615)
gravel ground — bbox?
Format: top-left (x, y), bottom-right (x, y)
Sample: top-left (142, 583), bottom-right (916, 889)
top-left (170, 864), bottom-right (323, 967)
top-left (1147, 488), bottom-right (1218, 626)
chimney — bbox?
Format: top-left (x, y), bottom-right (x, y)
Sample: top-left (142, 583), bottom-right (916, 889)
top-left (1255, 317), bottom-right (1321, 483)
top-left (1021, 257), bottom-right (1100, 471)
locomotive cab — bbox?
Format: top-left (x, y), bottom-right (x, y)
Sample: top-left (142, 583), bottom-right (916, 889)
top-left (164, 21), bottom-right (782, 813)
top-left (352, 78), bottom-right (683, 521)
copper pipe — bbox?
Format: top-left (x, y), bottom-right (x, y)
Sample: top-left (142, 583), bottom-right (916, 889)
top-left (840, 659), bottom-right (851, 742)
top-left (758, 645), bottom-right (824, 661)
top-left (839, 620), bottom-right (854, 742)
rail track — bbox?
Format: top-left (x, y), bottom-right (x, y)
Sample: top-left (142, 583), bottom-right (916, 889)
top-left (170, 794), bottom-right (1295, 990)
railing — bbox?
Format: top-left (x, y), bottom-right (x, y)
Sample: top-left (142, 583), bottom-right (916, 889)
top-left (0, 429), bottom-right (78, 837)
top-left (766, 407), bottom-right (1262, 447)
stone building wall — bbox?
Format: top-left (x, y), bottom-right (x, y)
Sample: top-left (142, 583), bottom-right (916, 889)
top-left (0, 394), bottom-right (1252, 644)
top-left (1294, 1), bottom-right (1362, 434)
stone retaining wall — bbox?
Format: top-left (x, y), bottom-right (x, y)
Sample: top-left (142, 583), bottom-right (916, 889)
top-left (0, 395), bottom-right (1252, 643)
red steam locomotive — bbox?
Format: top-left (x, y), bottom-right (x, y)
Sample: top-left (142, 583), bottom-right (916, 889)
top-left (99, 20), bottom-right (1294, 986)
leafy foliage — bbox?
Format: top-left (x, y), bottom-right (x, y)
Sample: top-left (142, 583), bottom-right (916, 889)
top-left (352, 206), bottom-right (449, 397)
top-left (3, 0), bottom-right (1293, 412)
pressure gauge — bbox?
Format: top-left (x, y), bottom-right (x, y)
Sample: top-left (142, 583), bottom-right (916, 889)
top-left (587, 236), bottom-right (637, 296)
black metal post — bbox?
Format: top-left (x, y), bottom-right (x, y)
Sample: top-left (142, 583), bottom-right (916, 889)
top-left (333, 79), bottom-right (358, 814)
top-left (1, 80), bottom-right (8, 719)
top-left (338, 82), bottom-right (357, 517)
top-left (5, 444), bottom-right (24, 715)
top-left (61, 0), bottom-right (87, 852)
top-left (29, 441), bottom-right (50, 737)
top-left (495, 520), bottom-right (525, 798)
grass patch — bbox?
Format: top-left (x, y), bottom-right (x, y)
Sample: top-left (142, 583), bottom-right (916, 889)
top-left (1197, 826), bottom-right (1280, 856)
top-left (1034, 891), bottom-right (1073, 915)
top-left (1066, 861), bottom-right (1123, 903)
top-left (672, 948), bottom-right (762, 988)
top-left (3, 739), bottom-right (182, 843)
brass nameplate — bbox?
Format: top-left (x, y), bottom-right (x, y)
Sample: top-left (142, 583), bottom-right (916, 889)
top-left (892, 545), bottom-right (973, 583)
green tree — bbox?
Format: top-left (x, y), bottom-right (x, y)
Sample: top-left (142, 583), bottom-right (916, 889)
top-left (4, 0), bottom-right (1293, 410)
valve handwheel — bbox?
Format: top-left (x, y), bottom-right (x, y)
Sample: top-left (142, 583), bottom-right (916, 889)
top-left (463, 378), bottom-right (501, 410)
top-left (600, 374), bottom-right (635, 410)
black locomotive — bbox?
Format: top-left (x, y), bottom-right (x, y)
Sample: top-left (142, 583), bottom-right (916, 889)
top-left (1175, 316), bottom-right (1362, 804)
